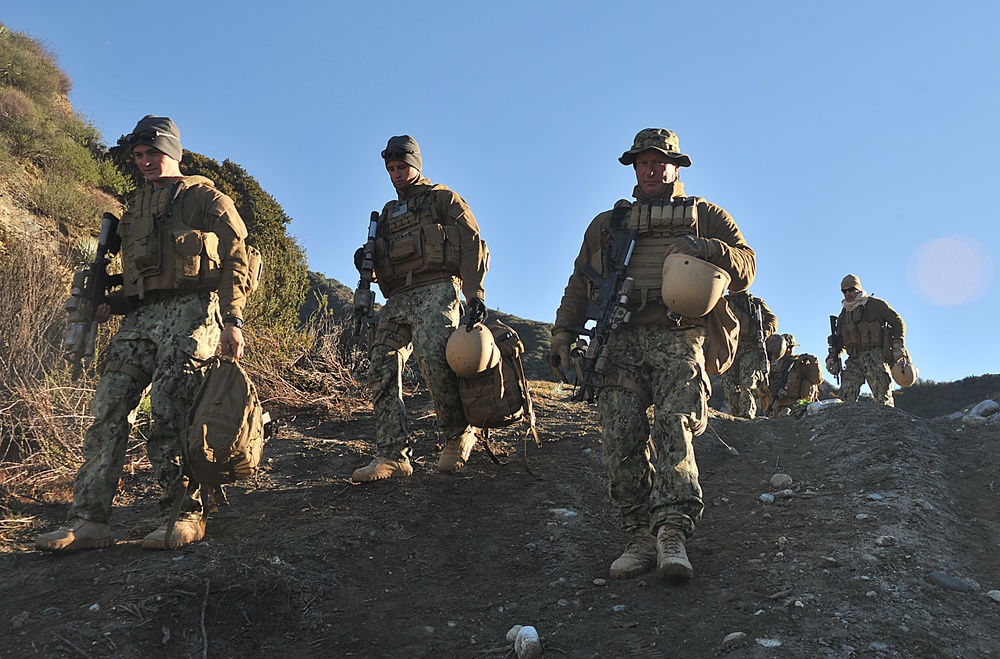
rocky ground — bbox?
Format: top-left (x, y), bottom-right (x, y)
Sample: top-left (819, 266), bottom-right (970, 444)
top-left (3, 381), bottom-right (1000, 658)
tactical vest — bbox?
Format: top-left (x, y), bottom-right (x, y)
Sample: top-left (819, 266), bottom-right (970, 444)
top-left (726, 294), bottom-right (758, 345)
top-left (839, 305), bottom-right (883, 350)
top-left (375, 185), bottom-right (462, 294)
top-left (622, 197), bottom-right (699, 309)
top-left (120, 181), bottom-right (223, 299)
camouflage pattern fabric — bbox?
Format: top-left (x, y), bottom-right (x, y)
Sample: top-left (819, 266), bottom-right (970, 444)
top-left (596, 325), bottom-right (709, 538)
top-left (840, 346), bottom-right (894, 406)
top-left (720, 348), bottom-right (767, 418)
top-left (68, 291), bottom-right (221, 524)
top-left (368, 280), bottom-right (470, 459)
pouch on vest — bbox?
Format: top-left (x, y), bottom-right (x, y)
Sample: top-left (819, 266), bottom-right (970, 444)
top-left (182, 356), bottom-right (267, 504)
top-left (456, 320), bottom-right (541, 471)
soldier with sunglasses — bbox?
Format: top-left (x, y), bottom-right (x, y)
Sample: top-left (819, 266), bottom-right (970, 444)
top-left (826, 274), bottom-right (907, 406)
top-left (36, 115), bottom-right (252, 552)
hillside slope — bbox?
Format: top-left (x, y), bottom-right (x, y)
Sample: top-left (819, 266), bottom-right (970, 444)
top-left (4, 385), bottom-right (999, 658)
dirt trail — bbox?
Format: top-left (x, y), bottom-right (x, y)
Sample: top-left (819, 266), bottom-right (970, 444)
top-left (3, 382), bottom-right (1000, 658)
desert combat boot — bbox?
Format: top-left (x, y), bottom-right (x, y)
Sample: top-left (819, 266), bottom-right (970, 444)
top-left (351, 456), bottom-right (413, 482)
top-left (609, 527), bottom-right (658, 579)
top-left (656, 525), bottom-right (694, 583)
top-left (437, 429), bottom-right (476, 473)
top-left (142, 518), bottom-right (206, 550)
top-left (35, 518), bottom-right (114, 552)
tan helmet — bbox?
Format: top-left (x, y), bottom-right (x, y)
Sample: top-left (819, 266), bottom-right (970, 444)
top-left (661, 254), bottom-right (731, 318)
top-left (765, 333), bottom-right (787, 361)
top-left (446, 324), bottom-right (500, 378)
top-left (891, 359), bottom-right (919, 387)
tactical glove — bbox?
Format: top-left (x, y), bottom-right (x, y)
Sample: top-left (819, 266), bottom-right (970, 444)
top-left (354, 246), bottom-right (365, 273)
top-left (891, 339), bottom-right (905, 362)
top-left (664, 236), bottom-right (718, 260)
top-left (547, 331), bottom-right (574, 383)
top-left (462, 298), bottom-right (488, 332)
top-left (825, 355), bottom-right (841, 375)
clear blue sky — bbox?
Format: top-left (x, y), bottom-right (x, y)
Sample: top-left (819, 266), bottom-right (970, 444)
top-left (5, 1), bottom-right (998, 385)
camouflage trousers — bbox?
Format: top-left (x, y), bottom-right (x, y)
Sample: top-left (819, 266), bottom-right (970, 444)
top-left (720, 346), bottom-right (767, 418)
top-left (596, 325), bottom-right (709, 538)
top-left (368, 281), bottom-right (470, 460)
top-left (840, 346), bottom-right (894, 406)
top-left (69, 291), bottom-right (221, 524)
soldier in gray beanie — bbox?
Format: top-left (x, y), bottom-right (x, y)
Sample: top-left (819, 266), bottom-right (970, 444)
top-left (125, 115), bottom-right (183, 162)
top-left (350, 135), bottom-right (491, 483)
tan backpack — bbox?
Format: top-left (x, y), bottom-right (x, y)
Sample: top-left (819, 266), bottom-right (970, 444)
top-left (181, 356), bottom-right (267, 506)
top-left (456, 320), bottom-right (540, 466)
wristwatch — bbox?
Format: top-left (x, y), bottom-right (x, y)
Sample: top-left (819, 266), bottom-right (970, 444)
top-left (223, 317), bottom-right (244, 329)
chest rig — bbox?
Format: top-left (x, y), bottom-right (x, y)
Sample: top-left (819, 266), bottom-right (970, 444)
top-left (375, 185), bottom-right (462, 294)
top-left (839, 304), bottom-right (884, 350)
top-left (120, 182), bottom-right (222, 298)
top-left (622, 196), bottom-right (700, 309)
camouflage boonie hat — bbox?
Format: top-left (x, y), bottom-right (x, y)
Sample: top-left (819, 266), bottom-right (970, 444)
top-left (619, 128), bottom-right (692, 167)
top-left (782, 333), bottom-right (800, 347)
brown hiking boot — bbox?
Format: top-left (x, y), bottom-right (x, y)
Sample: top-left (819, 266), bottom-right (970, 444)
top-left (142, 518), bottom-right (206, 550)
top-left (609, 527), bottom-right (657, 579)
top-left (656, 525), bottom-right (694, 583)
top-left (351, 456), bottom-right (413, 482)
top-left (35, 518), bottom-right (113, 552)
top-left (437, 431), bottom-right (476, 473)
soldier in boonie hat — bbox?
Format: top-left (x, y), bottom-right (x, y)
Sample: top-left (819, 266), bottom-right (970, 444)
top-left (782, 333), bottom-right (800, 348)
top-left (619, 128), bottom-right (692, 167)
top-left (549, 126), bottom-right (756, 586)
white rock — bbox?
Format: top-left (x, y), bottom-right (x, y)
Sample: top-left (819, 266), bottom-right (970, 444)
top-left (759, 493), bottom-right (775, 504)
top-left (986, 590), bottom-right (1000, 603)
top-left (987, 413), bottom-right (1000, 427)
top-left (514, 626), bottom-right (543, 659)
top-left (946, 411), bottom-right (964, 421)
top-left (770, 473), bottom-right (793, 488)
top-left (756, 638), bottom-right (782, 648)
top-left (970, 400), bottom-right (999, 417)
top-left (506, 625), bottom-right (524, 643)
top-left (807, 399), bottom-right (842, 415)
top-left (721, 632), bottom-right (747, 648)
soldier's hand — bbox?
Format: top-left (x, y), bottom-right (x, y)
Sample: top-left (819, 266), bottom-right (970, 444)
top-left (221, 325), bottom-right (245, 360)
top-left (353, 247), bottom-right (366, 273)
top-left (462, 298), bottom-right (488, 331)
top-left (664, 236), bottom-right (717, 260)
top-left (825, 355), bottom-right (841, 375)
top-left (891, 340), bottom-right (905, 362)
top-left (94, 304), bottom-right (111, 324)
top-left (547, 331), bottom-right (574, 383)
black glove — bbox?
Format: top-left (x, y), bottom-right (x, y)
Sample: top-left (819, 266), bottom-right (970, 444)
top-left (463, 298), bottom-right (488, 331)
top-left (664, 235), bottom-right (717, 260)
top-left (353, 247), bottom-right (366, 273)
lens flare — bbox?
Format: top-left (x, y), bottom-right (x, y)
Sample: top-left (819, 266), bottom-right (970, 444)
top-left (907, 236), bottom-right (993, 306)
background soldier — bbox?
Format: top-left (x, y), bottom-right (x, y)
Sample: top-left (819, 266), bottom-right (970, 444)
top-left (548, 128), bottom-right (755, 584)
top-left (720, 291), bottom-right (777, 418)
top-left (36, 115), bottom-right (251, 551)
top-left (760, 333), bottom-right (822, 417)
top-left (351, 135), bottom-right (490, 482)
top-left (826, 274), bottom-right (907, 406)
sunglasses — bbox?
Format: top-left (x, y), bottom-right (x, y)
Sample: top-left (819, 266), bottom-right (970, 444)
top-left (125, 130), bottom-right (178, 144)
top-left (381, 148), bottom-right (415, 159)
top-left (842, 288), bottom-right (859, 294)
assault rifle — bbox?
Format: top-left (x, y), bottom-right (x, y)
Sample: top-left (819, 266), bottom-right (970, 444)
top-left (353, 211), bottom-right (379, 351)
top-left (64, 212), bottom-right (122, 379)
top-left (751, 298), bottom-right (770, 387)
top-left (827, 315), bottom-right (843, 385)
top-left (567, 222), bottom-right (638, 403)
